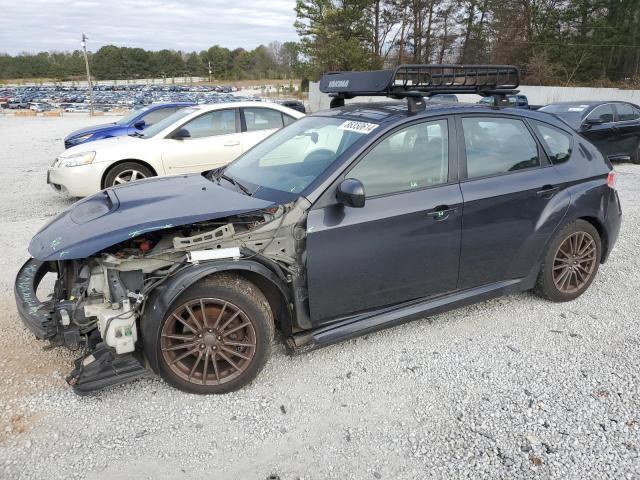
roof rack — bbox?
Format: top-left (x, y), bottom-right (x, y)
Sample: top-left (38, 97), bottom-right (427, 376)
top-left (319, 64), bottom-right (520, 113)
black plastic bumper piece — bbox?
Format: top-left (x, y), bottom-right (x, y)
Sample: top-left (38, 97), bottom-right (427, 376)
top-left (66, 342), bottom-right (152, 395)
top-left (14, 258), bottom-right (58, 340)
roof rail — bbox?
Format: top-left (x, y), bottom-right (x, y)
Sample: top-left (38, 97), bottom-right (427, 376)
top-left (320, 64), bottom-right (520, 113)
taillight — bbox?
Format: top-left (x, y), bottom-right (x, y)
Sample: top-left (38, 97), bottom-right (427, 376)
top-left (607, 171), bottom-right (617, 189)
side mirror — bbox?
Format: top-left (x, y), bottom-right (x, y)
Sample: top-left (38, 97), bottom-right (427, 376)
top-left (336, 178), bottom-right (365, 208)
top-left (133, 119), bottom-right (145, 129)
top-left (583, 117), bottom-right (604, 128)
top-left (173, 128), bottom-right (190, 140)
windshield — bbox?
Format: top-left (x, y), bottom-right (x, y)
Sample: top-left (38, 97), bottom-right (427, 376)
top-left (116, 106), bottom-right (149, 126)
top-left (224, 116), bottom-right (374, 196)
top-left (539, 104), bottom-right (591, 129)
top-left (140, 107), bottom-right (198, 138)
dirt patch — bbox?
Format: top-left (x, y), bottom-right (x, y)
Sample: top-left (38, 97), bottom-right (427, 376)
top-left (0, 411), bottom-right (46, 445)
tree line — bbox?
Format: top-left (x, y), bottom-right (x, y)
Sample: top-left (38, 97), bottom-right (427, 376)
top-left (2, 1), bottom-right (640, 86)
top-left (0, 43), bottom-right (302, 81)
top-left (295, 0), bottom-right (640, 86)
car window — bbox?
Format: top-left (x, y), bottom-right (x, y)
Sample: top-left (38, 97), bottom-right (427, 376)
top-left (244, 108), bottom-right (284, 132)
top-left (283, 114), bottom-right (297, 126)
top-left (224, 116), bottom-right (371, 195)
top-left (181, 109), bottom-right (237, 139)
top-left (462, 117), bottom-right (540, 179)
top-left (616, 103), bottom-right (640, 122)
top-left (532, 121), bottom-right (572, 164)
top-left (587, 104), bottom-right (614, 123)
top-left (142, 107), bottom-right (177, 126)
top-left (349, 119), bottom-right (449, 197)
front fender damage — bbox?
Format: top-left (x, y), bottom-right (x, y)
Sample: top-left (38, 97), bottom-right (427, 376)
top-left (15, 197), bottom-right (311, 394)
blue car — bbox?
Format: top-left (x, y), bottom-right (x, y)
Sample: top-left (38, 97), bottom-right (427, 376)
top-left (63, 102), bottom-right (195, 149)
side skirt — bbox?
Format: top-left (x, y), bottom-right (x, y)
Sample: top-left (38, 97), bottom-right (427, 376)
top-left (286, 271), bottom-right (537, 354)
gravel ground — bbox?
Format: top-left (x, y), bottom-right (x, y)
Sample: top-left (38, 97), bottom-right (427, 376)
top-left (0, 116), bottom-right (638, 480)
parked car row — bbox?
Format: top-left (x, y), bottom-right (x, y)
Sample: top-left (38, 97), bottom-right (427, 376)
top-left (0, 84), bottom-right (306, 115)
top-left (13, 64), bottom-right (623, 397)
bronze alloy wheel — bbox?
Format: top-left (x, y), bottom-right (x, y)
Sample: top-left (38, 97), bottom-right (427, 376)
top-left (160, 298), bottom-right (257, 386)
top-left (552, 231), bottom-right (597, 294)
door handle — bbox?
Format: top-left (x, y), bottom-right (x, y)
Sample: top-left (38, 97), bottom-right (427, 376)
top-left (536, 185), bottom-right (559, 197)
top-left (224, 140), bottom-right (240, 146)
top-left (426, 205), bottom-right (457, 220)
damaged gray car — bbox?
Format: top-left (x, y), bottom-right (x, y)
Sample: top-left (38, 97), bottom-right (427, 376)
top-left (15, 66), bottom-right (621, 394)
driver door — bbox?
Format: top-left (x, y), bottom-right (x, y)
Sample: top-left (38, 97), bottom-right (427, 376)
top-left (162, 108), bottom-right (241, 174)
top-left (305, 118), bottom-right (463, 324)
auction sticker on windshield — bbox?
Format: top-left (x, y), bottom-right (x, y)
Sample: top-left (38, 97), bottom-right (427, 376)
top-left (338, 120), bottom-right (379, 134)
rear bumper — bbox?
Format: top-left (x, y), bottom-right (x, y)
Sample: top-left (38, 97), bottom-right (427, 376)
top-left (602, 189), bottom-right (622, 263)
top-left (14, 259), bottom-right (58, 339)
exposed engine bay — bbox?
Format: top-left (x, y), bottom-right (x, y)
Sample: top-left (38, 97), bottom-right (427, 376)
top-left (23, 198), bottom-right (310, 393)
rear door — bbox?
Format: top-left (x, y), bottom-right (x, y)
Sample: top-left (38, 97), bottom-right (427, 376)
top-left (305, 117), bottom-right (463, 324)
top-left (456, 114), bottom-right (569, 289)
top-left (241, 107), bottom-right (296, 152)
top-left (161, 108), bottom-right (242, 174)
top-left (612, 103), bottom-right (640, 161)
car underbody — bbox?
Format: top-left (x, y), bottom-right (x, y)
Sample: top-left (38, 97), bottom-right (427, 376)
top-left (16, 198), bottom-right (311, 393)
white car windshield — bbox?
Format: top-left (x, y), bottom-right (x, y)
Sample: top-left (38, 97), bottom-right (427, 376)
top-left (140, 107), bottom-right (198, 138)
top-left (224, 116), bottom-right (375, 195)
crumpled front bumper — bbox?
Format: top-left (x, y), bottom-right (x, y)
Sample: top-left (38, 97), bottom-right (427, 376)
top-left (14, 258), bottom-right (58, 339)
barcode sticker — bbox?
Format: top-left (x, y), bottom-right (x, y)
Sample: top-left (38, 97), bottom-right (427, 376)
top-left (338, 120), bottom-right (379, 134)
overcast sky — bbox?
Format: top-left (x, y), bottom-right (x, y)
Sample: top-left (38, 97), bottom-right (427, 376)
top-left (0, 0), bottom-right (299, 55)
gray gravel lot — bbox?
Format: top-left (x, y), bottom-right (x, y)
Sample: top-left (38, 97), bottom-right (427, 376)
top-left (0, 115), bottom-right (638, 480)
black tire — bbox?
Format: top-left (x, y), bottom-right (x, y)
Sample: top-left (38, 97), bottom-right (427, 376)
top-left (535, 220), bottom-right (602, 302)
top-left (103, 161), bottom-right (154, 188)
top-left (632, 148), bottom-right (640, 165)
top-left (155, 273), bottom-right (274, 394)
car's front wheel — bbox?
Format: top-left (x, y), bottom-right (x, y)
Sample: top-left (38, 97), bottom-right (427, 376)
top-left (104, 161), bottom-right (154, 188)
top-left (154, 274), bottom-right (274, 394)
top-left (535, 220), bottom-right (602, 302)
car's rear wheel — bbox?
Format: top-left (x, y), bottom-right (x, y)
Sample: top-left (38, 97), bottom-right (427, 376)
top-left (155, 274), bottom-right (274, 394)
top-left (536, 220), bottom-right (601, 302)
top-left (104, 161), bottom-right (154, 188)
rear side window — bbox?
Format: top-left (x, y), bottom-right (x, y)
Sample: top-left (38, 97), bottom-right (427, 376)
top-left (283, 114), bottom-right (297, 126)
top-left (462, 117), bottom-right (540, 179)
top-left (244, 108), bottom-right (284, 132)
top-left (349, 119), bottom-right (449, 197)
top-left (615, 103), bottom-right (640, 122)
top-left (532, 121), bottom-right (573, 164)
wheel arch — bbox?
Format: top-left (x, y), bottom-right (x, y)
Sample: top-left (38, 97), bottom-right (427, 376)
top-left (141, 260), bottom-right (292, 374)
top-left (577, 215), bottom-right (608, 263)
top-left (101, 159), bottom-right (158, 189)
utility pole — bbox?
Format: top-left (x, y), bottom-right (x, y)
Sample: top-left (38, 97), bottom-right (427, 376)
top-left (81, 33), bottom-right (95, 116)
top-left (208, 61), bottom-right (212, 83)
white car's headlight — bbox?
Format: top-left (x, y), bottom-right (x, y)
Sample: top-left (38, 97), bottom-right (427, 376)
top-left (58, 151), bottom-right (96, 167)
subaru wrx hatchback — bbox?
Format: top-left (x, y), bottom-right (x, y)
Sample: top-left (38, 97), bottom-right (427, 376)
top-left (16, 65), bottom-right (621, 395)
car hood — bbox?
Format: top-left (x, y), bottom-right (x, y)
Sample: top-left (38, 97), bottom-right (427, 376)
top-left (65, 122), bottom-right (121, 140)
top-left (28, 174), bottom-right (275, 261)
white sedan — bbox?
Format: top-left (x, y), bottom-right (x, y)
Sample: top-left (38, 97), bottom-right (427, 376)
top-left (48, 102), bottom-right (305, 197)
